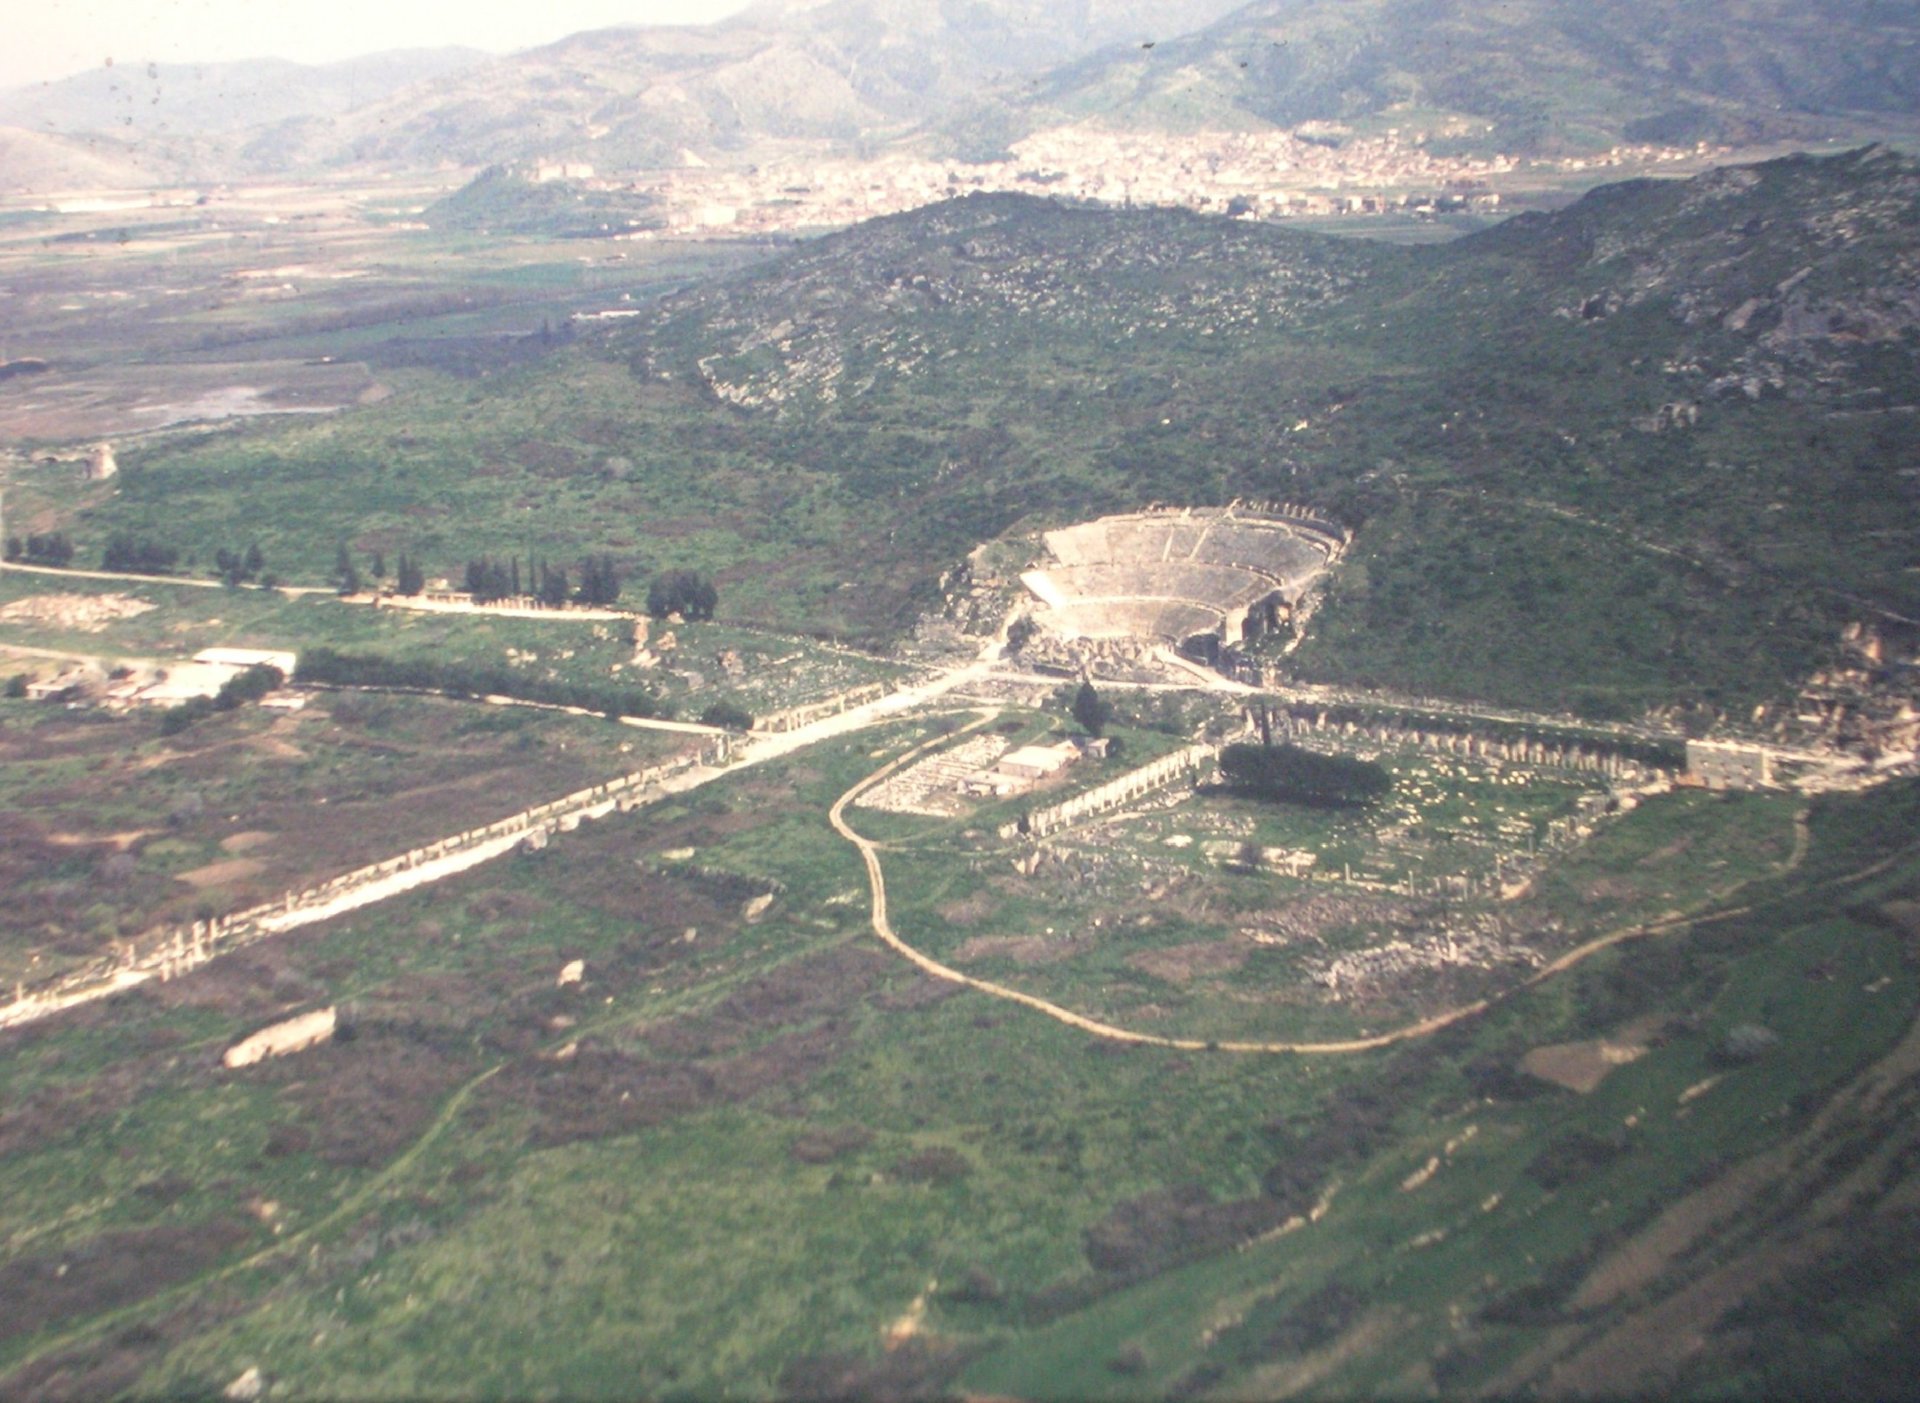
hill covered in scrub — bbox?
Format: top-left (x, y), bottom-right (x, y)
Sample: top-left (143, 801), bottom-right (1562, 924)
top-left (618, 144), bottom-right (1920, 715)
top-left (84, 147), bottom-right (1920, 721)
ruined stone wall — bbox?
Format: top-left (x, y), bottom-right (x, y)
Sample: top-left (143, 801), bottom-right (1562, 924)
top-left (999, 744), bottom-right (1217, 840)
top-left (753, 681), bottom-right (893, 734)
top-left (1266, 707), bottom-right (1665, 783)
top-left (1, 748), bottom-right (715, 1030)
top-left (222, 1007), bottom-right (337, 1068)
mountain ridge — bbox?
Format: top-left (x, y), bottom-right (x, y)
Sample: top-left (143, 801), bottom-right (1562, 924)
top-left (9, 1), bottom-right (1919, 184)
top-left (936, 0), bottom-right (1920, 157)
top-left (0, 48), bottom-right (488, 143)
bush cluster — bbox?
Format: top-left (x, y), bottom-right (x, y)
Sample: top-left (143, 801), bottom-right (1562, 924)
top-left (297, 647), bottom-right (668, 720)
top-left (1218, 742), bottom-right (1391, 808)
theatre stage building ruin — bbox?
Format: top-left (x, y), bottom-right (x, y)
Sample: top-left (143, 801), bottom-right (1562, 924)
top-left (1016, 506), bottom-right (1346, 674)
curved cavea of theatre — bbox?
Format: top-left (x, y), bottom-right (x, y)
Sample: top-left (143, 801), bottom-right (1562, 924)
top-left (1017, 504), bottom-right (1347, 668)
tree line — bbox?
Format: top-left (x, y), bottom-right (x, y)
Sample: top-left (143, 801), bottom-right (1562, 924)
top-left (455, 553), bottom-right (624, 608)
top-left (9, 528), bottom-right (716, 621)
top-left (4, 533), bottom-right (75, 567)
top-left (296, 646), bottom-right (670, 720)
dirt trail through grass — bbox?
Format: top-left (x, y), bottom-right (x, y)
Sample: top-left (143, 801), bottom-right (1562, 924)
top-left (0, 1064), bottom-right (505, 1388)
top-left (832, 749), bottom-right (1819, 1056)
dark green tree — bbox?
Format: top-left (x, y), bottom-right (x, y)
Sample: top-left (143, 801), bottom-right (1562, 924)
top-left (101, 534), bottom-right (174, 573)
top-left (21, 532), bottom-right (76, 567)
top-left (576, 554), bottom-right (622, 607)
top-left (647, 569), bottom-right (717, 621)
top-left (213, 664), bottom-right (284, 711)
top-left (1072, 680), bottom-right (1113, 737)
top-left (698, 700), bottom-right (754, 731)
top-left (1218, 742), bottom-right (1391, 809)
top-left (396, 553), bottom-right (425, 596)
top-left (333, 544), bottom-right (362, 596)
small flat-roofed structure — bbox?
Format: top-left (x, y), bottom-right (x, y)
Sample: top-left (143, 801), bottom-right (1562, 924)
top-left (138, 662), bottom-right (241, 704)
top-left (25, 667), bottom-right (96, 702)
top-left (996, 741), bottom-right (1081, 782)
top-left (193, 647), bottom-right (297, 676)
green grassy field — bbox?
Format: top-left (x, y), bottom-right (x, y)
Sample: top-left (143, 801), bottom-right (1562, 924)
top-left (0, 568), bottom-right (918, 719)
top-left (3, 707), bottom-right (1911, 1398)
top-left (0, 687), bottom-right (691, 986)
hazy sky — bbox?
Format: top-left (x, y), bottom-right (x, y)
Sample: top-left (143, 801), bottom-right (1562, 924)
top-left (7, 0), bottom-right (757, 89)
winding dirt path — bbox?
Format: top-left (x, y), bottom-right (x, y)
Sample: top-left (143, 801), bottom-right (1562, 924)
top-left (830, 739), bottom-right (1821, 1057)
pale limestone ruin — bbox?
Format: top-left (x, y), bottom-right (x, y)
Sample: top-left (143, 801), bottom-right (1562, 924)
top-left (223, 1007), bottom-right (337, 1068)
top-left (1017, 505), bottom-right (1345, 671)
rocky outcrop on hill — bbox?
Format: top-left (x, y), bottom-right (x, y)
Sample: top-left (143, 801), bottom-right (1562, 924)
top-left (631, 191), bottom-right (1380, 407)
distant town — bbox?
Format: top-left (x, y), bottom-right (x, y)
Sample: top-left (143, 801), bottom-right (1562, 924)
top-left (608, 124), bottom-right (1725, 237)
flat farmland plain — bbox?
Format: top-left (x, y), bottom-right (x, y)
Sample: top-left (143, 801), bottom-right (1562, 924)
top-left (0, 689), bottom-right (694, 987)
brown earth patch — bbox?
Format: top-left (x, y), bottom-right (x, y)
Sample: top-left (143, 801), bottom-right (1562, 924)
top-left (780, 1339), bottom-right (972, 1402)
top-left (873, 974), bottom-right (964, 1012)
top-left (936, 892), bottom-right (997, 927)
top-left (1231, 1310), bottom-right (1403, 1401)
top-left (644, 944), bottom-right (889, 1058)
top-left (952, 934), bottom-right (1078, 966)
top-left (260, 1030), bottom-right (475, 1169)
top-left (244, 734), bottom-right (308, 761)
top-left (1084, 1184), bottom-right (1287, 1280)
top-left (1126, 939), bottom-right (1249, 986)
top-left (494, 1020), bottom-right (856, 1149)
top-left (0, 1218), bottom-right (254, 1346)
top-left (573, 862), bottom-right (734, 930)
top-left (1877, 900), bottom-right (1920, 940)
top-left (175, 858), bottom-right (265, 890)
top-left (0, 1320), bottom-right (170, 1402)
top-left (484, 947), bottom-right (884, 1148)
top-left (1520, 1015), bottom-right (1670, 1094)
top-left (0, 1065), bottom-right (149, 1162)
top-left (789, 1125), bottom-right (874, 1164)
top-left (144, 947), bottom-right (316, 1019)
top-left (707, 1021), bottom-right (852, 1101)
top-left (219, 831), bottom-right (275, 854)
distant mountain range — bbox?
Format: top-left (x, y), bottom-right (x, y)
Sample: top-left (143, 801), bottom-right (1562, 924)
top-left (1, 0), bottom-right (1917, 187)
top-left (945, 0), bottom-right (1920, 156)
top-left (0, 49), bottom-right (486, 141)
top-left (0, 126), bottom-right (165, 194)
top-left (237, 0), bottom-right (1254, 173)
